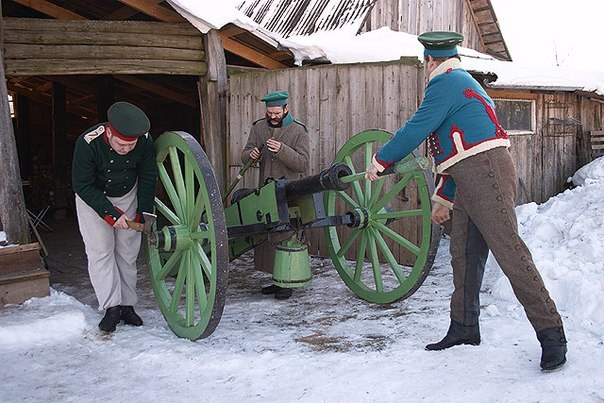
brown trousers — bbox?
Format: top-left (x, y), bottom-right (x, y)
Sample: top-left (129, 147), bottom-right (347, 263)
top-left (446, 147), bottom-right (563, 332)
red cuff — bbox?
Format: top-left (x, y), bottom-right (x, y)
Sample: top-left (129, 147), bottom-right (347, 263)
top-left (104, 215), bottom-right (117, 226)
top-left (134, 213), bottom-right (142, 223)
top-left (103, 206), bottom-right (125, 227)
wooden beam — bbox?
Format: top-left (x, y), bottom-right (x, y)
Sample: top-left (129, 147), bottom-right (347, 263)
top-left (113, 75), bottom-right (197, 107)
top-left (102, 0), bottom-right (165, 20)
top-left (220, 34), bottom-right (288, 70)
top-left (11, 0), bottom-right (86, 19)
top-left (116, 0), bottom-right (186, 23)
top-left (7, 82), bottom-right (95, 119)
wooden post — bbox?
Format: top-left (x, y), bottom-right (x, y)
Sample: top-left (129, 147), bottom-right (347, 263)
top-left (52, 81), bottom-right (68, 218)
top-left (96, 75), bottom-right (114, 122)
top-left (0, 8), bottom-right (29, 243)
top-left (199, 29), bottom-right (228, 193)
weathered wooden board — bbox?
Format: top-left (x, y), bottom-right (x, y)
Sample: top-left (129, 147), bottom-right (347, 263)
top-left (3, 18), bottom-right (206, 76)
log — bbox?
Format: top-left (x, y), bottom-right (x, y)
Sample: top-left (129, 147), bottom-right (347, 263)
top-left (5, 59), bottom-right (208, 76)
top-left (4, 44), bottom-right (205, 61)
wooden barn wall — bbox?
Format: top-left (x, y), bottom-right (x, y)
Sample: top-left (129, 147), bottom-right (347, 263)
top-left (228, 60), bottom-right (422, 257)
top-left (364, 0), bottom-right (483, 51)
top-left (228, 61), bottom-right (595, 256)
top-left (2, 18), bottom-right (207, 76)
top-left (577, 97), bottom-right (604, 166)
top-left (488, 89), bottom-right (600, 205)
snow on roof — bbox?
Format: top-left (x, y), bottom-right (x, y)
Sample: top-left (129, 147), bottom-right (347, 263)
top-left (283, 27), bottom-right (604, 97)
top-left (167, 1), bottom-right (604, 97)
top-left (235, 0), bottom-right (376, 38)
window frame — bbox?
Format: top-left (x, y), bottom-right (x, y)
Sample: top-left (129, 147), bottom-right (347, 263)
top-left (493, 97), bottom-right (537, 136)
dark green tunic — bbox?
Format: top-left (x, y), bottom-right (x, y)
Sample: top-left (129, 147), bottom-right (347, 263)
top-left (72, 123), bottom-right (157, 224)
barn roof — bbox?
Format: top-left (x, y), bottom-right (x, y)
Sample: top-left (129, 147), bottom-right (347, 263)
top-left (235, 0), bottom-right (376, 38)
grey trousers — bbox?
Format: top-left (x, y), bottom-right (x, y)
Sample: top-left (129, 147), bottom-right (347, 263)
top-left (76, 186), bottom-right (141, 310)
top-left (446, 147), bottom-right (563, 332)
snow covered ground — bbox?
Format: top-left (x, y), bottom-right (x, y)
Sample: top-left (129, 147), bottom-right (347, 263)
top-left (1, 158), bottom-right (604, 402)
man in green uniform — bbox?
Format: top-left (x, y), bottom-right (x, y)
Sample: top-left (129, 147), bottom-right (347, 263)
top-left (72, 101), bottom-right (157, 332)
top-left (241, 91), bottom-right (310, 299)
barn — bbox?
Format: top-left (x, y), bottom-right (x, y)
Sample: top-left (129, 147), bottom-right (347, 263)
top-left (0, 0), bottom-right (602, 306)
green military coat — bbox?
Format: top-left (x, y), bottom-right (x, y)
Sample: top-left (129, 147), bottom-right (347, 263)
top-left (72, 123), bottom-right (157, 224)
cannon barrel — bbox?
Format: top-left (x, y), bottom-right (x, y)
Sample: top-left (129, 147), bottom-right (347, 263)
top-left (284, 163), bottom-right (352, 200)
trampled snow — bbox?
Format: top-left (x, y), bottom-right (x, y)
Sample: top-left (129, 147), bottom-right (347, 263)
top-left (1, 158), bottom-right (603, 402)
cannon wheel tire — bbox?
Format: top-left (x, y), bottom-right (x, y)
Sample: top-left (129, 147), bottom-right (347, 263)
top-left (144, 131), bottom-right (228, 340)
top-left (324, 129), bottom-right (441, 304)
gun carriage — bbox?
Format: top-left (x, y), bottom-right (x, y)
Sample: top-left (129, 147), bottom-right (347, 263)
top-left (141, 129), bottom-right (441, 340)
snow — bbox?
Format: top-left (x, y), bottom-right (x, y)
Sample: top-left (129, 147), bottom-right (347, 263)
top-left (1, 158), bottom-right (604, 401)
top-left (167, 1), bottom-right (604, 97)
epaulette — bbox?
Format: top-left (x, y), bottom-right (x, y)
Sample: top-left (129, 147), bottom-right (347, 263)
top-left (252, 117), bottom-right (266, 126)
top-left (83, 125), bottom-right (105, 144)
top-left (294, 119), bottom-right (308, 132)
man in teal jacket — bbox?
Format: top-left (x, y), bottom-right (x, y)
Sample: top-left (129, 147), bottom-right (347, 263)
top-left (72, 101), bottom-right (157, 333)
top-left (365, 31), bottom-right (566, 371)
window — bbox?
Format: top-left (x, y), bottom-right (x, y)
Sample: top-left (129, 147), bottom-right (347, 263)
top-left (494, 99), bottom-right (535, 135)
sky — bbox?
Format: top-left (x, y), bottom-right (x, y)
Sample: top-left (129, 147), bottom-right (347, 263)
top-left (490, 0), bottom-right (603, 71)
top-left (1, 157), bottom-right (604, 402)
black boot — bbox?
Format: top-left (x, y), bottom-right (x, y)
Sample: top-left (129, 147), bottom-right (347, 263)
top-left (120, 305), bottom-right (143, 326)
top-left (261, 284), bottom-right (293, 300)
top-left (99, 306), bottom-right (122, 332)
top-left (261, 284), bottom-right (281, 295)
top-left (425, 321), bottom-right (481, 351)
top-left (537, 326), bottom-right (567, 371)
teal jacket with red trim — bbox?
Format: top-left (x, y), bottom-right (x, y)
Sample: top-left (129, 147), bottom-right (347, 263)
top-left (373, 59), bottom-right (510, 208)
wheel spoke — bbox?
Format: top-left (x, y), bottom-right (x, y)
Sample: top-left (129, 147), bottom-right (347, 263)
top-left (157, 249), bottom-right (184, 280)
top-left (367, 176), bottom-right (385, 207)
top-left (169, 147), bottom-right (187, 215)
top-left (367, 228), bottom-right (384, 293)
top-left (374, 209), bottom-right (424, 220)
top-left (373, 221), bottom-right (420, 256)
top-left (169, 252), bottom-right (188, 312)
top-left (363, 142), bottom-right (372, 204)
top-left (193, 242), bottom-right (213, 279)
top-left (336, 229), bottom-right (361, 258)
top-left (344, 155), bottom-right (365, 205)
top-left (372, 227), bottom-right (407, 284)
top-left (336, 189), bottom-right (360, 210)
top-left (190, 249), bottom-right (208, 313)
top-left (185, 154), bottom-right (196, 224)
top-left (186, 252), bottom-right (195, 326)
top-left (154, 197), bottom-right (181, 225)
top-left (353, 232), bottom-right (368, 282)
top-left (189, 190), bottom-right (206, 232)
top-left (371, 173), bottom-right (413, 213)
top-left (157, 164), bottom-right (185, 219)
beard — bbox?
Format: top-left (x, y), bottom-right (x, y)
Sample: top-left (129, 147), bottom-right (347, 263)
top-left (266, 112), bottom-right (288, 128)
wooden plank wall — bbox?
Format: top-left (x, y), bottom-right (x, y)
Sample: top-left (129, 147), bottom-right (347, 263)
top-left (228, 59), bottom-right (422, 257)
top-left (227, 60), bottom-right (602, 255)
top-left (3, 18), bottom-right (207, 76)
top-left (364, 0), bottom-right (482, 51)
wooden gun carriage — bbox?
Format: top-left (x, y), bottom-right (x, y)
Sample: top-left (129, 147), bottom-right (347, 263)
top-left (143, 130), bottom-right (441, 340)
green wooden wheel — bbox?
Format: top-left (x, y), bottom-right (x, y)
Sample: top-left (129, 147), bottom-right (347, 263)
top-left (324, 129), bottom-right (441, 304)
top-left (144, 131), bottom-right (228, 340)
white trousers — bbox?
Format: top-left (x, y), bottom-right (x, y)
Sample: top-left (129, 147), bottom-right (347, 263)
top-left (75, 186), bottom-right (141, 310)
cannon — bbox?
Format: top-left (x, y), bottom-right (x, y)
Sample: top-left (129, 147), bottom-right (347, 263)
top-left (143, 129), bottom-right (442, 340)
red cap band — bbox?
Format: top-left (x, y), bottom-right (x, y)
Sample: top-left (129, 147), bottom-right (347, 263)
top-left (109, 125), bottom-right (138, 142)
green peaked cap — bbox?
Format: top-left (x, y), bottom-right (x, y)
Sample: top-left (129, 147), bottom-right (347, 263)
top-left (418, 31), bottom-right (464, 58)
top-left (261, 90), bottom-right (289, 107)
top-left (107, 101), bottom-right (150, 138)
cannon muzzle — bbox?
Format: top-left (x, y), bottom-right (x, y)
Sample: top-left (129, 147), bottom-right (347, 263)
top-left (284, 163), bottom-right (352, 200)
